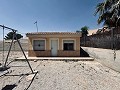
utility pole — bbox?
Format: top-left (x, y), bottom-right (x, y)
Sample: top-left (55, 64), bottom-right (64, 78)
top-left (34, 21), bottom-right (38, 32)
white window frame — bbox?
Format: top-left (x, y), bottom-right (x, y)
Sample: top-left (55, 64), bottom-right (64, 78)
top-left (62, 39), bottom-right (76, 51)
top-left (32, 39), bottom-right (46, 51)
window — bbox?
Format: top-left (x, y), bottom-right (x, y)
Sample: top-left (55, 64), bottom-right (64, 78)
top-left (33, 40), bottom-right (45, 51)
top-left (63, 40), bottom-right (74, 51)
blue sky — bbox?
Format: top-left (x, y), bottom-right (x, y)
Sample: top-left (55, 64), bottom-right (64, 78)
top-left (0, 0), bottom-right (102, 38)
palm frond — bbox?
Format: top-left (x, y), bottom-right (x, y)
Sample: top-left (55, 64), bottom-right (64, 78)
top-left (95, 0), bottom-right (120, 27)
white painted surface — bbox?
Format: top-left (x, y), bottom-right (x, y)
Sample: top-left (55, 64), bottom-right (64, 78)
top-left (49, 38), bottom-right (59, 50)
top-left (16, 57), bottom-right (94, 61)
top-left (82, 47), bottom-right (120, 72)
top-left (51, 40), bottom-right (58, 56)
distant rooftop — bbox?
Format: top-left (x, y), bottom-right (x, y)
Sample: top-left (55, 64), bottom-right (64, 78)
top-left (88, 29), bottom-right (98, 36)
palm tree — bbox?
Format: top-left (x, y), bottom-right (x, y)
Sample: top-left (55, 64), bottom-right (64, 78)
top-left (95, 0), bottom-right (120, 49)
top-left (112, 0), bottom-right (120, 26)
top-left (95, 0), bottom-right (120, 27)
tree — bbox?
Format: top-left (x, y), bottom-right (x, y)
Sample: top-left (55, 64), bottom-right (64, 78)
top-left (5, 32), bottom-right (23, 40)
top-left (95, 0), bottom-right (120, 27)
top-left (95, 0), bottom-right (120, 49)
top-left (80, 26), bottom-right (89, 46)
top-left (81, 26), bottom-right (89, 37)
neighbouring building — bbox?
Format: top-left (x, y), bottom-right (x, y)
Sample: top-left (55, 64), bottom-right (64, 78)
top-left (88, 29), bottom-right (98, 36)
top-left (26, 32), bottom-right (81, 57)
top-left (81, 26), bottom-right (120, 49)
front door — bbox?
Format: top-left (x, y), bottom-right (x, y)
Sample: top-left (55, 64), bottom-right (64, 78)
top-left (51, 40), bottom-right (58, 56)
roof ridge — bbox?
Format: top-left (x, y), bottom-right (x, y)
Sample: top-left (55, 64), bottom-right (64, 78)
top-left (26, 32), bottom-right (81, 35)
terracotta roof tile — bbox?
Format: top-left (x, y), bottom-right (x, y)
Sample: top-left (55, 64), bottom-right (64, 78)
top-left (26, 32), bottom-right (81, 35)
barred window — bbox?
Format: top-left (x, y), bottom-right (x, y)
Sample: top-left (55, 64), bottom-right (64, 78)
top-left (33, 40), bottom-right (45, 51)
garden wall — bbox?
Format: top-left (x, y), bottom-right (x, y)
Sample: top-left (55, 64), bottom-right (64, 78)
top-left (82, 47), bottom-right (120, 72)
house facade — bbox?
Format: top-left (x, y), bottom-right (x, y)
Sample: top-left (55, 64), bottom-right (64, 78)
top-left (26, 32), bottom-right (81, 57)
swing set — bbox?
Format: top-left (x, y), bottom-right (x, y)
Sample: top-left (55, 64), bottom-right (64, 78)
top-left (0, 25), bottom-right (38, 90)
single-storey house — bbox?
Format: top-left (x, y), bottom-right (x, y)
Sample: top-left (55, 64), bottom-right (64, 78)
top-left (26, 32), bottom-right (81, 57)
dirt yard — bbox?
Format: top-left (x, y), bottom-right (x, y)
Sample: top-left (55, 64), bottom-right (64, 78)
top-left (0, 51), bottom-right (120, 90)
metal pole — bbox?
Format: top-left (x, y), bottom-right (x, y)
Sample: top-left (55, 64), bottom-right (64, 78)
top-left (2, 25), bottom-right (5, 64)
top-left (0, 25), bottom-right (34, 73)
top-left (0, 25), bottom-right (17, 31)
top-left (4, 31), bottom-right (14, 67)
top-left (24, 71), bottom-right (38, 90)
top-left (111, 28), bottom-right (114, 49)
top-left (14, 31), bottom-right (34, 73)
top-left (34, 21), bottom-right (38, 32)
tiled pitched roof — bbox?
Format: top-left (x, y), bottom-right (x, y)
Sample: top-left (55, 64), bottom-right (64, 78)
top-left (26, 32), bottom-right (81, 35)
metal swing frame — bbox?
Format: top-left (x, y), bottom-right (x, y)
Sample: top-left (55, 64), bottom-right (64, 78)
top-left (0, 25), bottom-right (34, 73)
top-left (0, 25), bottom-right (39, 90)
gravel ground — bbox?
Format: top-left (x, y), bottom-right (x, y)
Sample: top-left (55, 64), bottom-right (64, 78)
top-left (0, 51), bottom-right (120, 90)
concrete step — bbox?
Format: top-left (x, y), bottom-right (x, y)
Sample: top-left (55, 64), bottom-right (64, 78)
top-left (15, 57), bottom-right (94, 61)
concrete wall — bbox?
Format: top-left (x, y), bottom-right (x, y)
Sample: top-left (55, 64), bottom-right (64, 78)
top-left (82, 47), bottom-right (120, 72)
top-left (58, 50), bottom-right (80, 57)
top-left (0, 40), bottom-right (28, 51)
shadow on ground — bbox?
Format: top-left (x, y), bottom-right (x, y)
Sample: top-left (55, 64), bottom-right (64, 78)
top-left (80, 47), bottom-right (89, 57)
top-left (2, 84), bottom-right (17, 90)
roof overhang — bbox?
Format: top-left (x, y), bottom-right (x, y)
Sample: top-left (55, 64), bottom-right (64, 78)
top-left (26, 32), bottom-right (81, 38)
